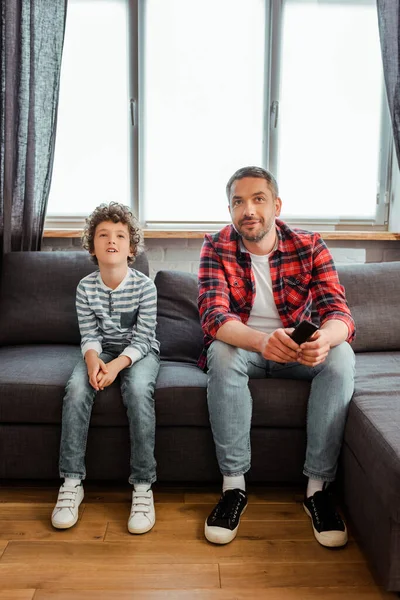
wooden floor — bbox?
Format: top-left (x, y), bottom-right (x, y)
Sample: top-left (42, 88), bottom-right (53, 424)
top-left (0, 483), bottom-right (395, 599)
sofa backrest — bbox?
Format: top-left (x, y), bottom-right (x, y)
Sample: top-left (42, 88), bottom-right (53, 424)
top-left (336, 261), bottom-right (400, 352)
top-left (0, 251), bottom-right (149, 346)
top-left (0, 251), bottom-right (398, 354)
top-left (154, 262), bottom-right (400, 362)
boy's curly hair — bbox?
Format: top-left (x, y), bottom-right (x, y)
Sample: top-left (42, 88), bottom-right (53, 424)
top-left (82, 202), bottom-right (143, 265)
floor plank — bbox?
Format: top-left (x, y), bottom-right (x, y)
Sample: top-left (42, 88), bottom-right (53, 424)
top-left (0, 592), bottom-right (35, 600)
top-left (0, 542), bottom-right (7, 559)
top-left (0, 539), bottom-right (364, 565)
top-left (0, 520), bottom-right (106, 541)
top-left (0, 504), bottom-right (85, 521)
top-left (0, 564), bottom-right (219, 591)
top-left (220, 561), bottom-right (376, 588)
top-left (31, 588), bottom-right (396, 600)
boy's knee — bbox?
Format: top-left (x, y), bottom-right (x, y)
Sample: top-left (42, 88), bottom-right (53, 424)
top-left (122, 379), bottom-right (155, 402)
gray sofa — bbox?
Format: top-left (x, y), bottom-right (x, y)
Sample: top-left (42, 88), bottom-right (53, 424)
top-left (0, 251), bottom-right (400, 591)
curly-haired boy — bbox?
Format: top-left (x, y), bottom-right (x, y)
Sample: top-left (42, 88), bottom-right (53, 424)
top-left (51, 202), bottom-right (160, 534)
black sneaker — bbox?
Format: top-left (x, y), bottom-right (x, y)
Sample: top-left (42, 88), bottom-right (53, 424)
top-left (303, 488), bottom-right (348, 548)
top-left (205, 488), bottom-right (248, 545)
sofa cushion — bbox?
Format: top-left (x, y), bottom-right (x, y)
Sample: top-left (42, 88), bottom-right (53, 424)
top-left (337, 262), bottom-right (400, 352)
top-left (0, 347), bottom-right (311, 428)
top-left (0, 251), bottom-right (149, 345)
top-left (344, 351), bottom-right (400, 522)
top-left (155, 270), bottom-right (204, 364)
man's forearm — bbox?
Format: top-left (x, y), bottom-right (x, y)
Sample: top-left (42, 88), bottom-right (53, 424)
top-left (320, 319), bottom-right (349, 347)
top-left (215, 320), bottom-right (267, 354)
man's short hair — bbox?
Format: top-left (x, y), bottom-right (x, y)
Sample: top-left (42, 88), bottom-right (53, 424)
top-left (226, 166), bottom-right (279, 201)
top-left (82, 202), bottom-right (143, 265)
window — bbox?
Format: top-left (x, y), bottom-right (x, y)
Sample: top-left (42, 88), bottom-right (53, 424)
top-left (275, 0), bottom-right (389, 224)
top-left (47, 0), bottom-right (392, 229)
top-left (48, 0), bottom-right (131, 217)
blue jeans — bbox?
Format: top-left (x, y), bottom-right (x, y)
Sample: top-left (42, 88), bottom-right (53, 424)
top-left (206, 340), bottom-right (355, 482)
top-left (59, 346), bottom-right (160, 485)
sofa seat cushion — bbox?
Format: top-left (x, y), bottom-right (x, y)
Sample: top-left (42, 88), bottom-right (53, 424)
top-left (344, 351), bottom-right (400, 522)
top-left (148, 361), bottom-right (311, 427)
top-left (0, 345), bottom-right (124, 425)
top-left (0, 348), bottom-right (311, 429)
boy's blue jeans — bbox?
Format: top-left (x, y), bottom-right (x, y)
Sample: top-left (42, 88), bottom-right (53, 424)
top-left (59, 346), bottom-right (160, 485)
top-left (206, 340), bottom-right (355, 482)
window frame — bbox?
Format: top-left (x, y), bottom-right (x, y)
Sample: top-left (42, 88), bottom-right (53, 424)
top-left (45, 0), bottom-right (394, 232)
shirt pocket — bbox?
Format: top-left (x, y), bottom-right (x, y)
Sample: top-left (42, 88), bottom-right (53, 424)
top-left (226, 275), bottom-right (250, 310)
top-left (283, 273), bottom-right (312, 304)
top-left (120, 309), bottom-right (138, 329)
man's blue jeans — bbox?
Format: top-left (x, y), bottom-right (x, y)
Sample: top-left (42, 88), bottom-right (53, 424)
top-left (206, 340), bottom-right (355, 482)
top-left (59, 346), bottom-right (160, 485)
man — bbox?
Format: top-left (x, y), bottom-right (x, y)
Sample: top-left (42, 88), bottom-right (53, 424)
top-left (197, 166), bottom-right (355, 548)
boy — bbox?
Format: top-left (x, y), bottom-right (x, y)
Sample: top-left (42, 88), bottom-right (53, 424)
top-left (51, 202), bottom-right (160, 534)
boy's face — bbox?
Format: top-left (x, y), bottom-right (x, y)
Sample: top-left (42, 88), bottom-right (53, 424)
top-left (92, 220), bottom-right (133, 267)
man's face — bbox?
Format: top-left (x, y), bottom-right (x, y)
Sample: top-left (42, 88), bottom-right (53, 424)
top-left (228, 177), bottom-right (282, 243)
top-left (92, 220), bottom-right (133, 266)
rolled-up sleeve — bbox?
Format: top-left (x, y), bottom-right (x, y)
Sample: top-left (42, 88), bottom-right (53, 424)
top-left (310, 236), bottom-right (355, 342)
top-left (198, 235), bottom-right (241, 340)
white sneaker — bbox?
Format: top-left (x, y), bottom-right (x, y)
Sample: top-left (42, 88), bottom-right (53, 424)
top-left (128, 488), bottom-right (155, 534)
top-left (51, 482), bottom-right (84, 529)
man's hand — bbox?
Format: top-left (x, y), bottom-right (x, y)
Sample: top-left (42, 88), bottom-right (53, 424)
top-left (260, 328), bottom-right (300, 363)
top-left (96, 356), bottom-right (131, 390)
top-left (85, 350), bottom-right (108, 391)
top-left (296, 329), bottom-right (331, 367)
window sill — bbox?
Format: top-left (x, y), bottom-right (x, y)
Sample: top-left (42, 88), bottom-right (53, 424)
top-left (43, 229), bottom-right (400, 241)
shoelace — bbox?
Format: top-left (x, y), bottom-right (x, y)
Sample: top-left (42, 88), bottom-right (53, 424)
top-left (55, 485), bottom-right (79, 509)
top-left (130, 490), bottom-right (152, 516)
top-left (214, 490), bottom-right (245, 522)
top-left (311, 492), bottom-right (343, 530)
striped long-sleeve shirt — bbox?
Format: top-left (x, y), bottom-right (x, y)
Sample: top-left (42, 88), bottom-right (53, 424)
top-left (76, 268), bottom-right (160, 366)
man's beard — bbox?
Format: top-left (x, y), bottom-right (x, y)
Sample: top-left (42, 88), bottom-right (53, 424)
top-left (236, 218), bottom-right (274, 243)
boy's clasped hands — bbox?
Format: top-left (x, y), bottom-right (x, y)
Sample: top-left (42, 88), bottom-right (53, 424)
top-left (85, 349), bottom-right (131, 391)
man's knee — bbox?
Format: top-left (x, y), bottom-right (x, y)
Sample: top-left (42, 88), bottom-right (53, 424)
top-left (207, 339), bottom-right (243, 370)
top-left (326, 342), bottom-right (355, 377)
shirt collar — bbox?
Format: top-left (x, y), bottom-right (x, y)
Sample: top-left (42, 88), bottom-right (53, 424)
top-left (97, 268), bottom-right (132, 292)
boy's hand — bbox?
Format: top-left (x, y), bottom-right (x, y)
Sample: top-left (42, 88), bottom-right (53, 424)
top-left (85, 350), bottom-right (108, 391)
top-left (97, 356), bottom-right (131, 390)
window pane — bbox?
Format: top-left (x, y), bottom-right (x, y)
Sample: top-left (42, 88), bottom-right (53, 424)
top-left (142, 0), bottom-right (265, 223)
top-left (47, 0), bottom-right (130, 216)
top-left (277, 1), bottom-right (383, 220)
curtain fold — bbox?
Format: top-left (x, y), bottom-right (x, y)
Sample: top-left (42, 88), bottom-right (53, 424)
top-left (377, 0), bottom-right (400, 168)
top-left (0, 0), bottom-right (67, 257)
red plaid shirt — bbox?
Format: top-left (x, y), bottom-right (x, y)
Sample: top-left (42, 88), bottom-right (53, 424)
top-left (197, 219), bottom-right (355, 370)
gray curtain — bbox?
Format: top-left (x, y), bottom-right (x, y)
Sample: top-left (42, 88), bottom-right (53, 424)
top-left (377, 0), bottom-right (400, 167)
top-left (0, 0), bottom-right (67, 257)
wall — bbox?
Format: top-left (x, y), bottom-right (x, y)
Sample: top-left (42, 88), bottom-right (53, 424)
top-left (42, 236), bottom-right (400, 280)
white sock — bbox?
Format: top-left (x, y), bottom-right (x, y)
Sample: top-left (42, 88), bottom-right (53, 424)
top-left (306, 478), bottom-right (325, 498)
top-left (223, 475), bottom-right (246, 494)
top-left (134, 483), bottom-right (151, 492)
top-left (64, 477), bottom-right (81, 488)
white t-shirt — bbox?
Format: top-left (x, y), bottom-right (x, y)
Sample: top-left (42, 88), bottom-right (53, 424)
top-left (242, 243), bottom-right (283, 334)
